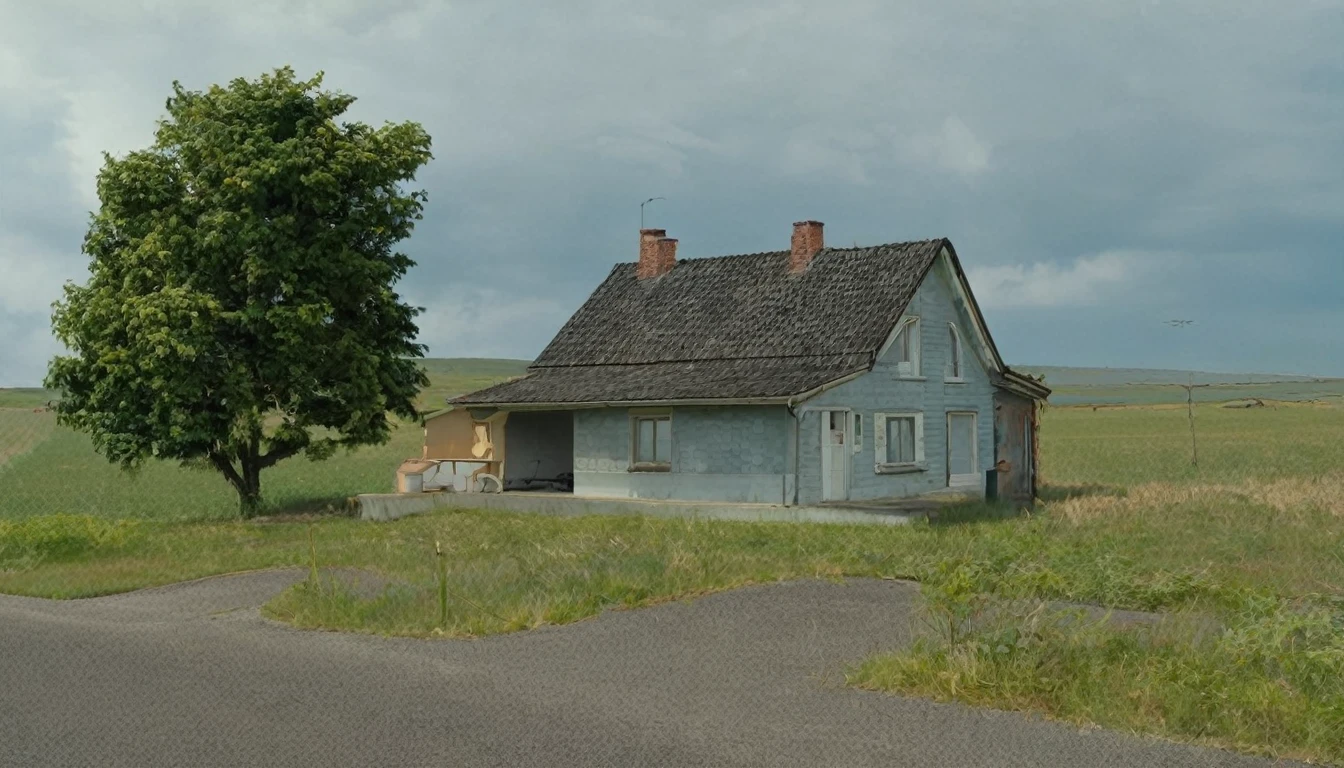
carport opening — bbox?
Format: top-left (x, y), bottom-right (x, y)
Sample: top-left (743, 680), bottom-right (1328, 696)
top-left (502, 411), bottom-right (575, 493)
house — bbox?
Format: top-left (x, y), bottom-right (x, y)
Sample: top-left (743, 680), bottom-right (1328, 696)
top-left (448, 221), bottom-right (1049, 506)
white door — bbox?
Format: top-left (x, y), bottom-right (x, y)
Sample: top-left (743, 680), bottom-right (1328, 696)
top-left (820, 410), bottom-right (849, 501)
top-left (947, 411), bottom-right (979, 487)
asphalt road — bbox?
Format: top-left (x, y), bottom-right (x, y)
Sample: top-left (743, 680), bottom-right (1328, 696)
top-left (0, 571), bottom-right (1299, 767)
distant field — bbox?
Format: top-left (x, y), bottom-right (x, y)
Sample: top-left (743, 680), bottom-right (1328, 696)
top-left (416, 357), bottom-right (529, 412)
top-left (2, 361), bottom-right (527, 415)
top-left (1020, 366), bottom-right (1323, 387)
top-left (0, 389), bottom-right (58, 409)
top-left (1041, 400), bottom-right (1344, 488)
top-left (1018, 366), bottom-right (1344, 406)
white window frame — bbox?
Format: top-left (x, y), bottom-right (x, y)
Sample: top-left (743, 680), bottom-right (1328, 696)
top-left (880, 316), bottom-right (922, 379)
top-left (852, 412), bottom-right (863, 455)
top-left (946, 410), bottom-right (980, 487)
top-left (873, 411), bottom-right (925, 474)
top-left (629, 409), bottom-right (672, 472)
top-left (945, 322), bottom-right (965, 383)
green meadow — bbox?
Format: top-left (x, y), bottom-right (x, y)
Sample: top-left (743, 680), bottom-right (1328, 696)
top-left (3, 360), bottom-right (1342, 763)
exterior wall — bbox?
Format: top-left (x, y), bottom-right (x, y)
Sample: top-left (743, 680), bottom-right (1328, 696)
top-left (572, 405), bottom-right (793, 503)
top-left (797, 256), bottom-right (996, 504)
top-left (993, 390), bottom-right (1035, 502)
top-left (502, 411), bottom-right (573, 485)
top-left (423, 409), bottom-right (482, 460)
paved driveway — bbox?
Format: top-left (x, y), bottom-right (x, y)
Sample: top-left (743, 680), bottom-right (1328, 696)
top-left (0, 572), bottom-right (1298, 767)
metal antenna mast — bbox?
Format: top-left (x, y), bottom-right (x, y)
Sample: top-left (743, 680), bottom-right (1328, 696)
top-left (640, 197), bottom-right (665, 229)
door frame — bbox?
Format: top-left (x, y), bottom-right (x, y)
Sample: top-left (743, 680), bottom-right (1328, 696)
top-left (1022, 412), bottom-right (1034, 494)
top-left (946, 410), bottom-right (979, 488)
top-left (819, 408), bottom-right (852, 501)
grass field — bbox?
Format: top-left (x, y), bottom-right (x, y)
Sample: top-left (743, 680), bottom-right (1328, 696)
top-left (0, 358), bottom-right (529, 520)
top-left (3, 360), bottom-right (1343, 762)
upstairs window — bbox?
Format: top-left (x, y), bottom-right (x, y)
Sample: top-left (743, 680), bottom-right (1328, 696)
top-left (889, 317), bottom-right (921, 377)
top-left (946, 323), bottom-right (964, 382)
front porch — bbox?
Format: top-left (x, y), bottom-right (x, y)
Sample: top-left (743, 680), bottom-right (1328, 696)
top-left (355, 489), bottom-right (969, 526)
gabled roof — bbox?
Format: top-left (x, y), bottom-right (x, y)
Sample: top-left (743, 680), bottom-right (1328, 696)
top-left (453, 238), bottom-right (1010, 406)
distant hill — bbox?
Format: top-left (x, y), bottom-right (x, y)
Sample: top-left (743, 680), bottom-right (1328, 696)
top-left (1016, 366), bottom-right (1344, 407)
top-left (1016, 366), bottom-right (1324, 388)
top-left (417, 357), bottom-right (530, 412)
top-left (0, 388), bottom-right (57, 409)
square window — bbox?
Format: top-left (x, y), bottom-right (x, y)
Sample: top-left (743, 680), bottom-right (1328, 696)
top-left (632, 415), bottom-right (671, 469)
top-left (874, 412), bottom-right (924, 471)
top-left (886, 417), bottom-right (916, 463)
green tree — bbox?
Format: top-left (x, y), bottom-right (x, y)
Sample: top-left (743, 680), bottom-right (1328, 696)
top-left (46, 67), bottom-right (433, 516)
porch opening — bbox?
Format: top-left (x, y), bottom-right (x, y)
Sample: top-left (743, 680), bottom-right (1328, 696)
top-left (502, 411), bottom-right (575, 493)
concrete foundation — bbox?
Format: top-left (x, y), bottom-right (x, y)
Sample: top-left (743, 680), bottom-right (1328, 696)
top-left (354, 490), bottom-right (937, 526)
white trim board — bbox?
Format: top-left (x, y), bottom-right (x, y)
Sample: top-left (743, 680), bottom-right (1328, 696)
top-left (937, 247), bottom-right (1003, 376)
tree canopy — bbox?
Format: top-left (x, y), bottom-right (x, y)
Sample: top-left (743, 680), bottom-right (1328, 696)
top-left (46, 67), bottom-right (433, 515)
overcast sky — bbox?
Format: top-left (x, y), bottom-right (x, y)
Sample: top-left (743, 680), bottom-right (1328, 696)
top-left (3, 1), bottom-right (1342, 387)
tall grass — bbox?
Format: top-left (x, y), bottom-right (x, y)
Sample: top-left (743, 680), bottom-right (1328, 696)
top-left (850, 589), bottom-right (1344, 764)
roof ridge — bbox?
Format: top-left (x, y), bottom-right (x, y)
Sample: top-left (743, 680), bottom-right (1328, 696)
top-left (527, 352), bottom-right (870, 370)
top-left (612, 237), bottom-right (946, 266)
top-left (612, 249), bottom-right (787, 266)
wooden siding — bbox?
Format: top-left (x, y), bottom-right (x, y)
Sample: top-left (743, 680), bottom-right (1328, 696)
top-left (797, 254), bottom-right (996, 504)
top-left (993, 389), bottom-right (1036, 502)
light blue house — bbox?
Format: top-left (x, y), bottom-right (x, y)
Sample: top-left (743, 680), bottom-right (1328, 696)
top-left (453, 221), bottom-right (1049, 506)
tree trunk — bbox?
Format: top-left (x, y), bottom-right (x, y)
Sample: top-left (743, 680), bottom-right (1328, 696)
top-left (238, 458), bottom-right (263, 517)
top-left (211, 439), bottom-right (265, 518)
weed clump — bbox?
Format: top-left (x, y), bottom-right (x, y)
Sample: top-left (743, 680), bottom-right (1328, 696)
top-left (851, 572), bottom-right (1344, 764)
top-left (0, 514), bottom-right (137, 567)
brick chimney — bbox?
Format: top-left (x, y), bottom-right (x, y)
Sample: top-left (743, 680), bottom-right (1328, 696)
top-left (637, 228), bottom-right (677, 278)
top-left (790, 220), bottom-right (824, 272)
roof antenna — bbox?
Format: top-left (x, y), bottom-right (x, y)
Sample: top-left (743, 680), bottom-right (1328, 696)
top-left (640, 197), bottom-right (665, 229)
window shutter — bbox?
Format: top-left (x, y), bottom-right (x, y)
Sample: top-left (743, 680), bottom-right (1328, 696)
top-left (873, 412), bottom-right (887, 469)
top-left (914, 413), bottom-right (925, 463)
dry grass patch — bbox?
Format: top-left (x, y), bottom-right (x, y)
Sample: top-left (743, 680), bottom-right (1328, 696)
top-left (1052, 475), bottom-right (1344, 523)
top-left (1250, 473), bottom-right (1344, 518)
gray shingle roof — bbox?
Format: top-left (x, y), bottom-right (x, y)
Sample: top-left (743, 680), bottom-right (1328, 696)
top-left (454, 239), bottom-right (950, 406)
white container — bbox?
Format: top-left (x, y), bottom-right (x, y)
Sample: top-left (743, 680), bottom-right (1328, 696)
top-left (395, 459), bottom-right (437, 493)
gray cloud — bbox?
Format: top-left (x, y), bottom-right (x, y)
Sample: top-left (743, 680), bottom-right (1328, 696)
top-left (2, 0), bottom-right (1343, 387)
